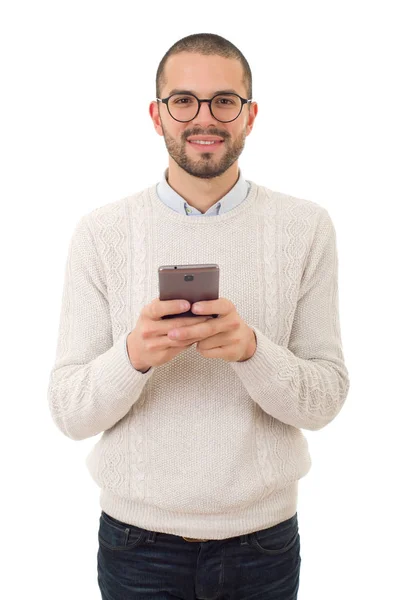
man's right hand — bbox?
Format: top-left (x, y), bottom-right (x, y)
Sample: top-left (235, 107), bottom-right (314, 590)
top-left (126, 298), bottom-right (212, 372)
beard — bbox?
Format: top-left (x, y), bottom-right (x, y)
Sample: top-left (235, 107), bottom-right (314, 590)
top-left (159, 120), bottom-right (247, 180)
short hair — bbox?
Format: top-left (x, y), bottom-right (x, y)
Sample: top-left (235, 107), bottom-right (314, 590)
top-left (156, 33), bottom-right (252, 100)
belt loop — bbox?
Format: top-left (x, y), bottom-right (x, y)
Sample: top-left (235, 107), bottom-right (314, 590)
top-left (124, 528), bottom-right (130, 545)
top-left (240, 534), bottom-right (249, 546)
top-left (146, 531), bottom-right (157, 544)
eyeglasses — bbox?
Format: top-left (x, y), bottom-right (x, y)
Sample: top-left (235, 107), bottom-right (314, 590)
top-left (156, 92), bottom-right (252, 123)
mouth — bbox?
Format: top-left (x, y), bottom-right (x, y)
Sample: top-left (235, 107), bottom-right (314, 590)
top-left (187, 139), bottom-right (225, 151)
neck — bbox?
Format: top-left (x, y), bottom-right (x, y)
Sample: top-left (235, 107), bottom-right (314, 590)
top-left (166, 161), bottom-right (240, 214)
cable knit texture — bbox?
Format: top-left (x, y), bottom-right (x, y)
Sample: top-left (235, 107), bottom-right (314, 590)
top-left (47, 181), bottom-right (350, 539)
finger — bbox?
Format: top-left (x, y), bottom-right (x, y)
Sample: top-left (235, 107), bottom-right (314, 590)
top-left (196, 330), bottom-right (231, 350)
top-left (155, 334), bottom-right (202, 350)
top-left (168, 319), bottom-right (216, 341)
top-left (191, 297), bottom-right (230, 317)
top-left (171, 337), bottom-right (202, 347)
top-left (147, 298), bottom-right (190, 320)
top-left (141, 316), bottom-right (210, 340)
top-left (160, 316), bottom-right (211, 336)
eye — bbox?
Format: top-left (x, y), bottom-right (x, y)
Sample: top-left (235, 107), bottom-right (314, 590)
top-left (172, 95), bottom-right (195, 105)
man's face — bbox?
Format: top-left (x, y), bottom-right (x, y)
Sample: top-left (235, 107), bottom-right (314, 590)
top-left (150, 52), bottom-right (257, 179)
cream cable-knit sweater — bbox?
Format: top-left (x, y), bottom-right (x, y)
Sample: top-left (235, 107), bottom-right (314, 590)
top-left (47, 181), bottom-right (350, 539)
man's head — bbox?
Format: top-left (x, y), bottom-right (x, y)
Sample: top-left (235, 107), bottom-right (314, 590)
top-left (149, 33), bottom-right (258, 180)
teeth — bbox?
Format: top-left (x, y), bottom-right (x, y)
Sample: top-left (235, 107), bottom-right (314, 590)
top-left (191, 140), bottom-right (218, 145)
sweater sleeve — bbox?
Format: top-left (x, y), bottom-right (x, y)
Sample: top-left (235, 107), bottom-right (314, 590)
top-left (230, 208), bottom-right (350, 431)
top-left (47, 215), bottom-right (154, 441)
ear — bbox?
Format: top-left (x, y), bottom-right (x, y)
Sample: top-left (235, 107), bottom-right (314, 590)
top-left (246, 101), bottom-right (258, 135)
top-left (149, 101), bottom-right (164, 136)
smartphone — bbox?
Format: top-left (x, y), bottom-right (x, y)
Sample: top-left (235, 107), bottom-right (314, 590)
top-left (158, 264), bottom-right (219, 319)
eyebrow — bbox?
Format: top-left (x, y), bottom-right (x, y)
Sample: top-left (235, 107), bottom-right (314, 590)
top-left (167, 88), bottom-right (239, 96)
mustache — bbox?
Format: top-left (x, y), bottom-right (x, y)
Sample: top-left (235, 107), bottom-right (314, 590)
top-left (184, 131), bottom-right (228, 141)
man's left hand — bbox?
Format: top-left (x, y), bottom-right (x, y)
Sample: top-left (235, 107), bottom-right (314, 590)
top-left (168, 298), bottom-right (257, 362)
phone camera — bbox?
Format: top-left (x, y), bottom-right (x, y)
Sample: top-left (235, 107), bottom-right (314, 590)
top-left (184, 275), bottom-right (194, 281)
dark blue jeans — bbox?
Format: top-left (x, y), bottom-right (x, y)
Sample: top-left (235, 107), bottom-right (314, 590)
top-left (97, 510), bottom-right (301, 599)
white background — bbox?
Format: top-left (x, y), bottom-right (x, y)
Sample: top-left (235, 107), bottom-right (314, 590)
top-left (1, 1), bottom-right (399, 598)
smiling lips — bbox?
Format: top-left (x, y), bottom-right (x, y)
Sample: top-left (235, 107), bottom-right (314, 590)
top-left (187, 136), bottom-right (225, 149)
top-left (187, 136), bottom-right (224, 143)
top-left (187, 135), bottom-right (224, 146)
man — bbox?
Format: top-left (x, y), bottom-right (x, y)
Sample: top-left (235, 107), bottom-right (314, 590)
top-left (48, 33), bottom-right (350, 599)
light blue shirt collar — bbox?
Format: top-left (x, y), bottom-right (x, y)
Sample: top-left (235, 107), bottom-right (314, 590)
top-left (156, 168), bottom-right (251, 216)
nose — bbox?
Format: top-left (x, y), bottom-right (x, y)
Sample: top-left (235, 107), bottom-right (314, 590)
top-left (192, 100), bottom-right (218, 127)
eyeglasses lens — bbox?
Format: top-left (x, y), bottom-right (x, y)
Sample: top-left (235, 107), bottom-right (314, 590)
top-left (168, 94), bottom-right (241, 122)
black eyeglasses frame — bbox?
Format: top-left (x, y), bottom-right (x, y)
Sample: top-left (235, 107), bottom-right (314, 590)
top-left (155, 93), bottom-right (253, 123)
